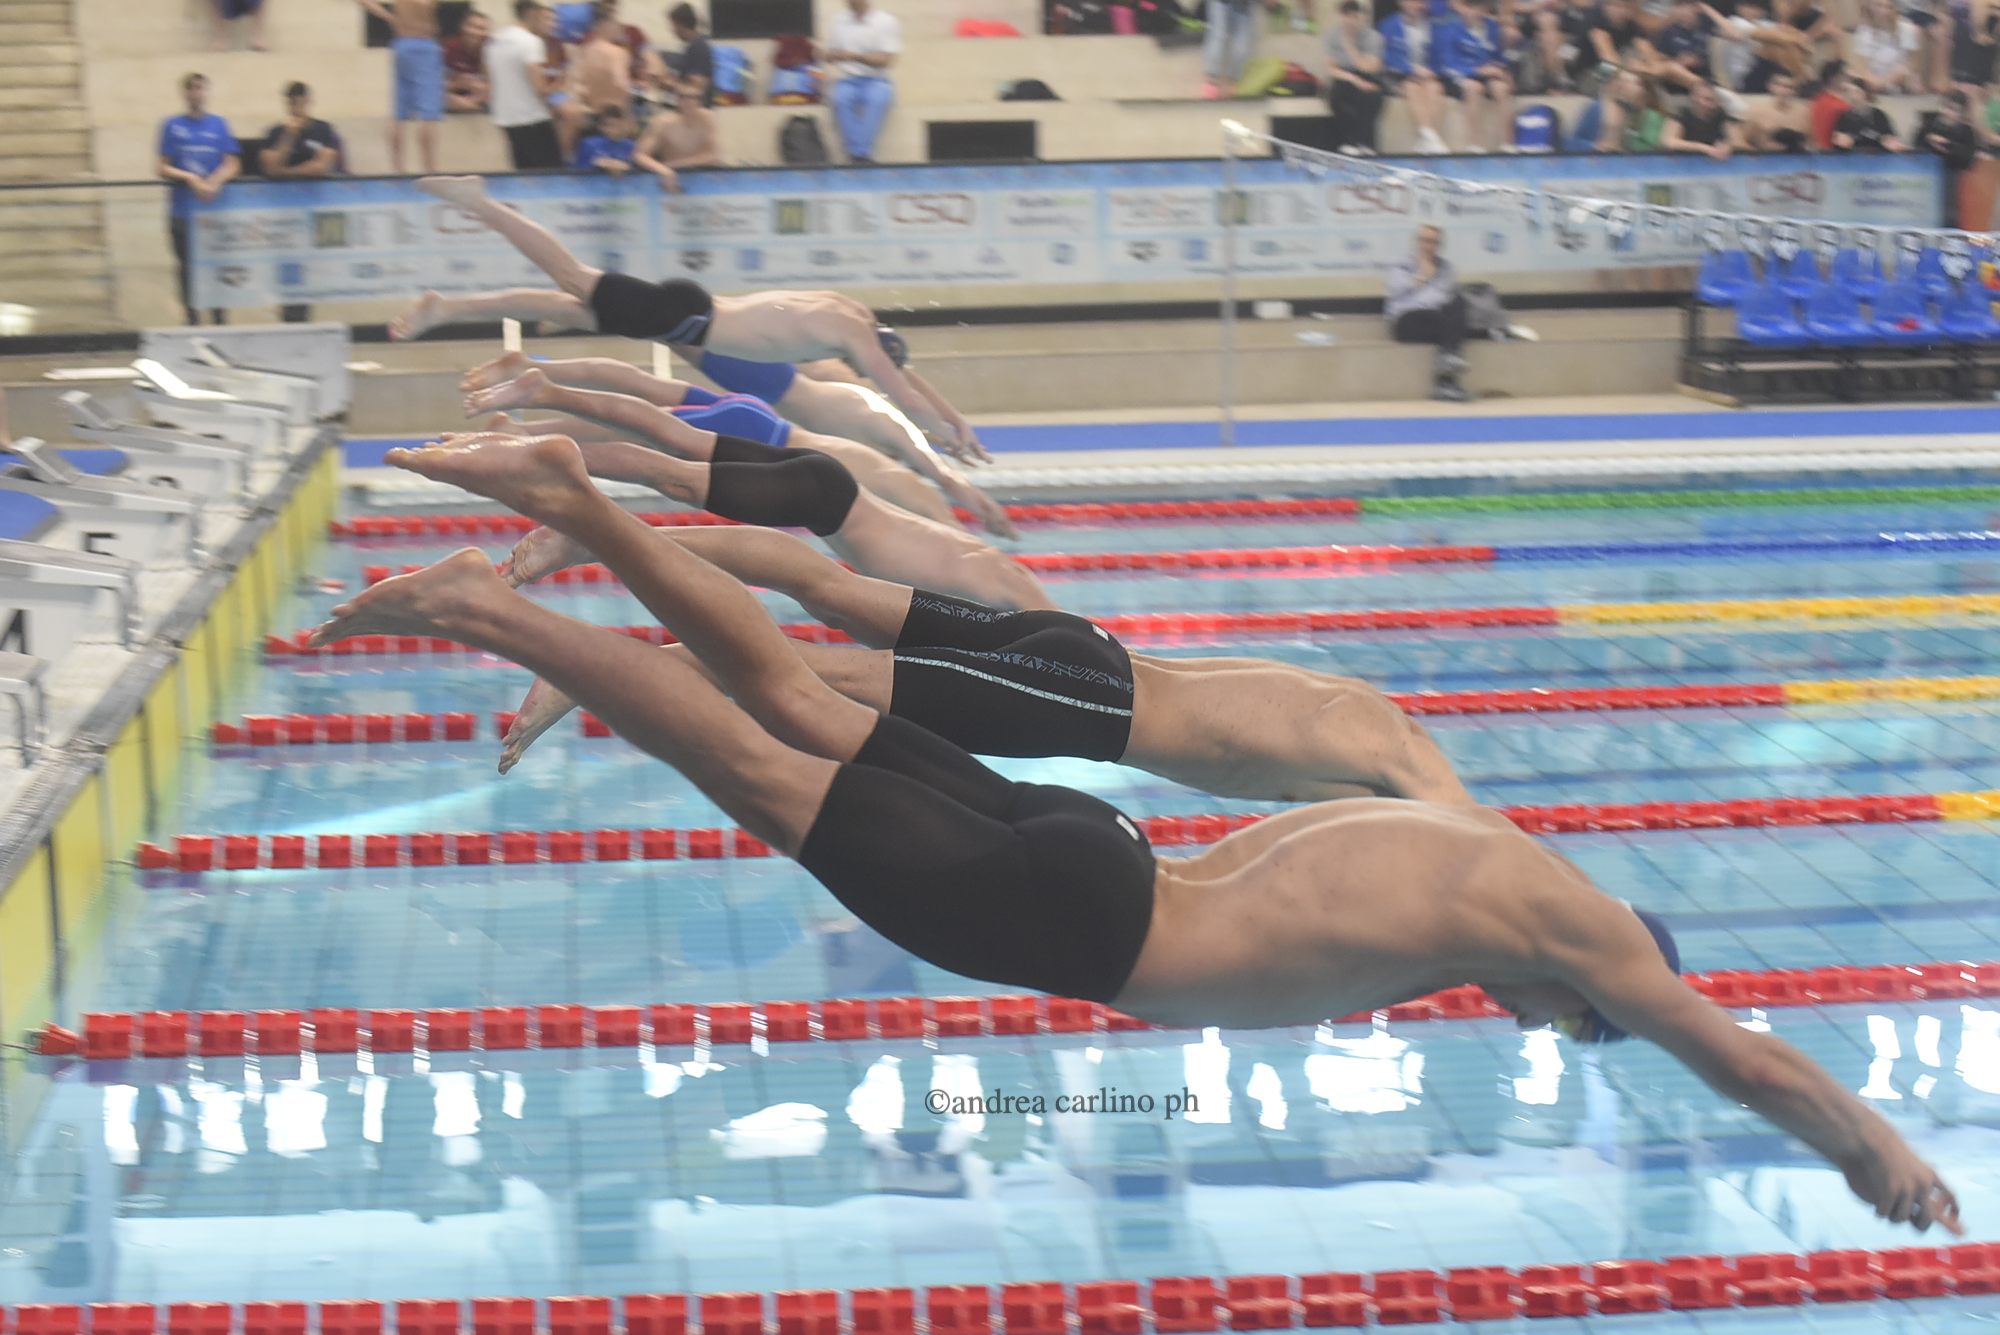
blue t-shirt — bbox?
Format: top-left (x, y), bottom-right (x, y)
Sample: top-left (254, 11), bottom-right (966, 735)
top-left (158, 113), bottom-right (239, 219)
top-left (576, 134), bottom-right (636, 170)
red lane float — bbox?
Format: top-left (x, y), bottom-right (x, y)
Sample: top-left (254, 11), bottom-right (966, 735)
top-left (134, 791), bottom-right (1944, 873)
top-left (212, 683), bottom-right (1799, 747)
top-left (33, 959), bottom-right (2000, 1062)
top-left (330, 497), bottom-right (1366, 540)
top-left (263, 607), bottom-right (1563, 660)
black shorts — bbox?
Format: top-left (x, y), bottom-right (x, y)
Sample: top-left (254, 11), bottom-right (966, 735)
top-left (588, 270), bottom-right (716, 345)
top-left (797, 714), bottom-right (1157, 1002)
top-left (503, 120), bottom-right (564, 170)
top-left (891, 590), bottom-right (1135, 762)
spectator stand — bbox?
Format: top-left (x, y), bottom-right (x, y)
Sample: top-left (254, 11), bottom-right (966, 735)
top-left (1682, 226), bottom-right (2000, 404)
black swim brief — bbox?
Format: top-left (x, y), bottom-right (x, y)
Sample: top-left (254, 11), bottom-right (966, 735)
top-left (588, 271), bottom-right (715, 345)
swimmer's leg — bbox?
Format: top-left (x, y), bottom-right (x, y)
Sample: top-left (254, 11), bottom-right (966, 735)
top-left (417, 175), bottom-right (604, 300)
top-left (309, 550), bottom-right (842, 853)
top-left (654, 525), bottom-right (915, 645)
top-left (382, 434), bottom-right (883, 761)
top-left (466, 368), bottom-right (719, 460)
top-left (464, 352), bottom-right (689, 406)
top-left (390, 288), bottom-right (597, 341)
top-left (831, 490), bottom-right (1054, 612)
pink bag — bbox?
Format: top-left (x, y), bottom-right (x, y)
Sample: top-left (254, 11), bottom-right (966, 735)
top-left (1109, 4), bottom-right (1139, 33)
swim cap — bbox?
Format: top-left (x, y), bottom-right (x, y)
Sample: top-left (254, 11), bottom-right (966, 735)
top-left (876, 325), bottom-right (911, 368)
top-left (1558, 905), bottom-right (1681, 1044)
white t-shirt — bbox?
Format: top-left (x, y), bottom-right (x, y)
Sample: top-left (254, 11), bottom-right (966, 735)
top-left (1405, 18), bottom-right (1431, 66)
top-left (1852, 17), bottom-right (1920, 83)
top-left (827, 7), bottom-right (901, 80)
top-left (486, 23), bottom-right (551, 127)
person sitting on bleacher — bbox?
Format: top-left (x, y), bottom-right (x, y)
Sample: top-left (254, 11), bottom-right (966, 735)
top-left (1661, 76), bottom-right (1740, 155)
top-left (445, 9), bottom-right (494, 112)
top-left (1438, 0), bottom-right (1517, 150)
top-left (1379, 0), bottom-right (1452, 151)
top-left (1649, 0), bottom-right (1718, 89)
top-left (1742, 68), bottom-right (1812, 146)
top-left (575, 99), bottom-right (640, 171)
top-left (632, 73), bottom-right (721, 190)
top-left (1326, 0), bottom-right (1388, 152)
top-left (1921, 89), bottom-right (1980, 221)
top-left (1830, 66), bottom-right (1909, 146)
top-left (1575, 66), bottom-right (1665, 148)
top-left (1385, 223), bottom-right (1473, 403)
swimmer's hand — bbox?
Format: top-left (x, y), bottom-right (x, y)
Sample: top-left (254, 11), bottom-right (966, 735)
top-left (948, 481), bottom-right (1018, 541)
top-left (1839, 1133), bottom-right (1963, 1235)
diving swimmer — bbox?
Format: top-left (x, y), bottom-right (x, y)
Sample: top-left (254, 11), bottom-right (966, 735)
top-left (310, 430), bottom-right (1962, 1239)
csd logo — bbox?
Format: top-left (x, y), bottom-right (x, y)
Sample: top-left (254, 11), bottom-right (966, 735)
top-left (1747, 172), bottom-right (1826, 206)
top-left (890, 193), bottom-right (974, 226)
top-left (1329, 181), bottom-right (1414, 215)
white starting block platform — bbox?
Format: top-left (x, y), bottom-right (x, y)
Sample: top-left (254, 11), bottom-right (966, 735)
top-left (0, 326), bottom-right (347, 815)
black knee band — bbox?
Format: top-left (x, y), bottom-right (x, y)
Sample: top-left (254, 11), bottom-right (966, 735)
top-left (588, 271), bottom-right (715, 344)
top-left (704, 446), bottom-right (859, 536)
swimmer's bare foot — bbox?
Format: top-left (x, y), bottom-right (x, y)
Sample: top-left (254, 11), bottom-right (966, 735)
top-left (498, 523), bottom-right (592, 587)
top-left (416, 175), bottom-right (493, 212)
top-left (498, 676), bottom-right (580, 774)
top-left (390, 290), bottom-right (449, 342)
top-left (464, 366), bottom-right (550, 417)
top-left (462, 350), bottom-right (532, 394)
top-left (479, 412), bottom-right (525, 436)
top-left (308, 548), bottom-right (504, 647)
top-left (389, 432), bottom-right (598, 527)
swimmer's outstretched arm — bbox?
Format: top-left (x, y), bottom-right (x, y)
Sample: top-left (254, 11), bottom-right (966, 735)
top-left (900, 366), bottom-right (991, 464)
top-left (827, 329), bottom-right (963, 455)
top-left (1568, 905), bottom-right (1962, 1235)
top-left (466, 368), bottom-right (721, 462)
top-left (808, 382), bottom-right (1015, 539)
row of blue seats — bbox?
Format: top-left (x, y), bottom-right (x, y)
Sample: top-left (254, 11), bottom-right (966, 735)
top-left (1696, 246), bottom-right (1961, 307)
top-left (1732, 277), bottom-right (1998, 347)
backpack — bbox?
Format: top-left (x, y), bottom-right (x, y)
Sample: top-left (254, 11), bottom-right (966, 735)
top-left (1513, 104), bottom-right (1559, 152)
top-left (1234, 54), bottom-right (1288, 96)
top-left (711, 45), bottom-right (752, 104)
top-left (1000, 78), bottom-right (1060, 99)
top-left (1271, 61), bottom-right (1319, 95)
top-left (780, 114), bottom-right (831, 165)
top-left (1134, 0), bottom-right (1189, 34)
top-left (1461, 282), bottom-right (1509, 336)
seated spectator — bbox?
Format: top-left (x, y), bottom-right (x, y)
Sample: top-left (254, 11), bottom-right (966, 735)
top-left (669, 3), bottom-right (715, 106)
top-left (1379, 0), bottom-right (1452, 150)
top-left (1326, 0), bottom-right (1388, 151)
top-left (1810, 58), bottom-right (1854, 143)
top-left (1584, 0), bottom-right (1657, 85)
top-left (1855, 0), bottom-right (1924, 88)
top-left (1595, 66), bottom-right (1667, 147)
top-left (770, 31), bottom-right (825, 103)
top-left (1440, 0), bottom-right (1516, 149)
top-left (258, 82), bottom-right (342, 323)
top-left (632, 73), bottom-right (721, 190)
top-left (212, 0), bottom-right (268, 51)
top-left (1707, 0), bottom-right (1772, 90)
top-left (572, 2), bottom-right (635, 115)
top-left (445, 9), bottom-right (494, 112)
top-left (1921, 88), bottom-right (1980, 219)
top-left (1650, 0), bottom-right (1717, 87)
top-left (1831, 67), bottom-right (1908, 144)
top-left (1661, 76), bottom-right (1739, 154)
top-left (1739, 0), bottom-right (1840, 89)
top-left (1743, 69), bottom-right (1813, 145)
top-left (1386, 223), bottom-right (1473, 402)
top-left (574, 98), bottom-right (639, 170)
top-left (823, 0), bottom-right (899, 162)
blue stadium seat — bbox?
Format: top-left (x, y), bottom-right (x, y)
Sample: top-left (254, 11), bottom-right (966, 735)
top-left (1736, 282), bottom-right (1807, 348)
top-left (1828, 247), bottom-right (1885, 301)
top-left (1802, 282), bottom-right (1873, 347)
top-left (1772, 249), bottom-right (1823, 301)
top-left (1911, 247), bottom-right (1955, 299)
top-left (1871, 281), bottom-right (1942, 346)
top-left (1939, 282), bottom-right (2000, 342)
top-left (1695, 250), bottom-right (1757, 306)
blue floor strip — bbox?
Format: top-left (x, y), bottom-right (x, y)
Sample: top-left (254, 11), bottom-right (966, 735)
top-left (341, 404), bottom-right (2000, 468)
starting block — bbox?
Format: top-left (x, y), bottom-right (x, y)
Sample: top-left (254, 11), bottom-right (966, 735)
top-left (0, 439), bottom-right (202, 564)
top-left (62, 391), bottom-right (251, 499)
top-left (142, 322), bottom-right (352, 420)
top-left (0, 538), bottom-right (139, 658)
top-left (185, 337), bottom-right (324, 424)
top-left (130, 359), bottom-right (288, 457)
top-left (0, 651), bottom-right (48, 763)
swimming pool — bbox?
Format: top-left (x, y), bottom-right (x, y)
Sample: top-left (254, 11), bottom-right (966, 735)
top-left (10, 460), bottom-right (2000, 1331)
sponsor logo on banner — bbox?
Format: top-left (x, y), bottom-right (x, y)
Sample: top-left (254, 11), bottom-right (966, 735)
top-left (278, 260), bottom-right (305, 288)
top-left (1001, 192), bottom-right (1093, 231)
top-left (1484, 231), bottom-right (1506, 254)
top-left (311, 212), bottom-right (350, 248)
top-left (1127, 241), bottom-right (1160, 262)
top-left (1107, 189), bottom-right (1207, 230)
top-left (1748, 171), bottom-right (1826, 207)
top-left (889, 192), bottom-right (976, 228)
top-left (810, 249), bottom-right (839, 266)
top-left (1051, 242), bottom-right (1076, 265)
top-left (739, 248), bottom-right (764, 272)
top-left (905, 246), bottom-right (932, 263)
top-left (682, 250), bottom-right (712, 272)
top-left (669, 197), bottom-right (764, 238)
top-left (219, 266), bottom-right (250, 288)
top-left (774, 198), bottom-right (811, 235)
top-left (1329, 180), bottom-right (1413, 216)
top-left (1184, 237), bottom-right (1209, 262)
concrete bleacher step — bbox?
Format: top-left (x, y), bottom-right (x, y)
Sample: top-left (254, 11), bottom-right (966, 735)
top-left (0, 43), bottom-right (79, 68)
top-left (0, 130), bottom-right (89, 160)
top-left (4, 105), bottom-right (89, 133)
top-left (4, 1), bottom-right (71, 22)
top-left (3, 23), bottom-right (74, 42)
top-left (0, 248), bottom-right (109, 277)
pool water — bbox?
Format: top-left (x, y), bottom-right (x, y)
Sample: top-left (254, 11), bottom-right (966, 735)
top-left (7, 472), bottom-right (2000, 1331)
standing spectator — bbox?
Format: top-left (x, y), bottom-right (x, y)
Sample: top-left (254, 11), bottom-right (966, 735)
top-left (1385, 224), bottom-right (1472, 402)
top-left (356, 0), bottom-right (443, 174)
top-left (156, 73), bottom-right (239, 327)
top-left (257, 82), bottom-right (343, 323)
top-left (1921, 88), bottom-right (1980, 219)
top-left (823, 0), bottom-right (900, 163)
top-left (575, 99), bottom-right (640, 170)
top-left (1831, 68), bottom-right (1908, 144)
top-left (487, 0), bottom-right (564, 168)
top-left (1742, 68), bottom-right (1812, 145)
top-left (1325, 0), bottom-right (1388, 150)
top-left (1439, 0), bottom-right (1516, 150)
top-left (1380, 0), bottom-right (1452, 150)
top-left (1855, 0), bottom-right (1924, 87)
top-left (1203, 0), bottom-right (1279, 97)
top-left (1522, 0), bottom-right (1600, 92)
top-left (573, 2), bottom-right (635, 115)
top-left (633, 72), bottom-right (722, 187)
top-left (211, 0), bottom-right (268, 51)
top-left (1706, 0), bottom-right (1773, 89)
top-left (668, 3), bottom-right (715, 105)
top-left (1661, 76), bottom-right (1739, 153)
top-left (1651, 0), bottom-right (1717, 85)
top-left (445, 9), bottom-right (493, 112)
top-left (1584, 0), bottom-right (1657, 82)
top-left (1948, 0), bottom-right (1998, 95)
